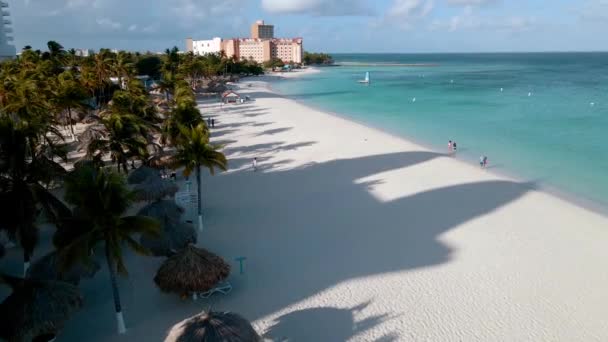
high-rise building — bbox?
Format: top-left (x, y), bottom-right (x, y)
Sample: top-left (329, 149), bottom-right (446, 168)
top-left (0, 1), bottom-right (16, 60)
top-left (251, 20), bottom-right (274, 39)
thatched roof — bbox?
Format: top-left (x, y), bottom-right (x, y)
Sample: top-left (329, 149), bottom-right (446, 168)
top-left (148, 153), bottom-right (175, 169)
top-left (140, 222), bottom-right (197, 257)
top-left (137, 200), bottom-right (184, 224)
top-left (0, 276), bottom-right (83, 342)
top-left (128, 165), bottom-right (160, 184)
top-left (164, 311), bottom-right (261, 342)
top-left (133, 177), bottom-right (179, 202)
top-left (154, 245), bottom-right (230, 294)
top-left (26, 251), bottom-right (100, 285)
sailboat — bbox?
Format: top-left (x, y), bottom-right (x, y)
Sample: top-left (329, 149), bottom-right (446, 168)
top-left (358, 71), bottom-right (370, 85)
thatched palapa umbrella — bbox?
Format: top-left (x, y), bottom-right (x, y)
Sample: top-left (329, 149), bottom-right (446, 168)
top-left (138, 200), bottom-right (193, 257)
top-left (165, 311), bottom-right (261, 342)
top-left (138, 200), bottom-right (184, 225)
top-left (141, 222), bottom-right (197, 257)
top-left (154, 245), bottom-right (230, 298)
top-left (128, 165), bottom-right (159, 184)
top-left (0, 275), bottom-right (83, 342)
top-left (26, 251), bottom-right (100, 285)
top-left (133, 176), bottom-right (179, 202)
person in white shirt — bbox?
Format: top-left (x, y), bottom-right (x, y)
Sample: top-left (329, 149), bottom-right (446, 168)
top-left (253, 157), bottom-right (258, 172)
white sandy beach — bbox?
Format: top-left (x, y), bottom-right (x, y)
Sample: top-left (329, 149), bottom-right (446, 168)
top-left (4, 67), bottom-right (608, 341)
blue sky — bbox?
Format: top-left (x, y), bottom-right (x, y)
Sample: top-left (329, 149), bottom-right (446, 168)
top-left (8, 0), bottom-right (608, 53)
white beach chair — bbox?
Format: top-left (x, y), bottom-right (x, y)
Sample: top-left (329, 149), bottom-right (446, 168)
top-left (199, 281), bottom-right (232, 299)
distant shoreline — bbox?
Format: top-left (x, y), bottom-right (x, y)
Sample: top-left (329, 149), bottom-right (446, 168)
top-left (335, 62), bottom-right (440, 67)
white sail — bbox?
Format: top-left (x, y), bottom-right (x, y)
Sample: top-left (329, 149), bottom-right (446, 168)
top-left (358, 71), bottom-right (370, 84)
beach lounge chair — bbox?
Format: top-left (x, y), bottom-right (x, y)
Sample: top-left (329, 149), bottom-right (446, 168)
top-left (199, 281), bottom-right (232, 298)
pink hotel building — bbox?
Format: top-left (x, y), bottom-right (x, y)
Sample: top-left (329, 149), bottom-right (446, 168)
top-left (186, 20), bottom-right (303, 64)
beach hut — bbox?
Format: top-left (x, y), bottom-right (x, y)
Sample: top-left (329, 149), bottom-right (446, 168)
top-left (132, 176), bottom-right (179, 202)
top-left (222, 90), bottom-right (241, 104)
top-left (0, 276), bottom-right (83, 342)
top-left (164, 311), bottom-right (262, 342)
top-left (140, 222), bottom-right (197, 257)
top-left (128, 165), bottom-right (159, 184)
top-left (154, 245), bottom-right (230, 299)
top-left (138, 199), bottom-right (184, 224)
top-left (26, 251), bottom-right (100, 285)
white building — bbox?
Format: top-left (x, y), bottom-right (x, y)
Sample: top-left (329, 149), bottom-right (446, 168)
top-left (0, 1), bottom-right (16, 60)
top-left (186, 37), bottom-right (222, 56)
top-left (74, 48), bottom-right (94, 57)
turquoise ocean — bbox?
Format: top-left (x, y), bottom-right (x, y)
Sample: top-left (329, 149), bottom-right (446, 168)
top-left (271, 53), bottom-right (608, 209)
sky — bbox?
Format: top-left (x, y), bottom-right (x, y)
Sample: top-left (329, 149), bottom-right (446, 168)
top-left (6, 0), bottom-right (608, 53)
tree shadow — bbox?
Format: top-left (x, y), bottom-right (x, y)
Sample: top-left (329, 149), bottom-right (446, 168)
top-left (222, 141), bottom-right (317, 157)
top-left (210, 129), bottom-right (239, 139)
top-left (264, 301), bottom-right (396, 341)
top-left (252, 122), bottom-right (274, 127)
top-left (54, 147), bottom-right (533, 341)
top-left (203, 150), bottom-right (533, 324)
top-left (212, 121), bottom-right (257, 130)
top-left (255, 127), bottom-right (293, 137)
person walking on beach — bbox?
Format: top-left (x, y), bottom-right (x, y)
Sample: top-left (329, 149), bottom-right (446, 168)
top-left (211, 118), bottom-right (215, 128)
top-left (207, 118), bottom-right (211, 127)
top-left (448, 140), bottom-right (453, 154)
top-left (452, 141), bottom-right (457, 154)
top-left (483, 156), bottom-right (488, 168)
top-left (252, 157), bottom-right (258, 172)
top-left (480, 155), bottom-right (485, 168)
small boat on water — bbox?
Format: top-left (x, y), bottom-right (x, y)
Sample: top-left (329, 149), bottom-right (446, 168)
top-left (358, 71), bottom-right (370, 85)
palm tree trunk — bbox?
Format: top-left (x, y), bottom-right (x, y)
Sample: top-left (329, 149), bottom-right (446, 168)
top-left (196, 164), bottom-right (203, 232)
top-left (23, 250), bottom-right (30, 277)
top-left (105, 240), bottom-right (126, 334)
top-left (67, 107), bottom-right (75, 141)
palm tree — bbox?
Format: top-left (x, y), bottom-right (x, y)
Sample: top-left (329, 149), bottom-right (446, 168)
top-left (81, 88), bottom-right (158, 172)
top-left (161, 99), bottom-right (206, 147)
top-left (53, 70), bottom-right (89, 140)
top-left (58, 163), bottom-right (159, 334)
top-left (167, 124), bottom-right (227, 231)
top-left (81, 109), bottom-right (151, 173)
top-left (112, 51), bottom-right (134, 89)
top-left (0, 118), bottom-right (69, 276)
top-left (90, 50), bottom-right (114, 107)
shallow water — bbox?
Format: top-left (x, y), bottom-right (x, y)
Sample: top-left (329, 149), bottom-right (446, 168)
top-left (272, 53), bottom-right (608, 208)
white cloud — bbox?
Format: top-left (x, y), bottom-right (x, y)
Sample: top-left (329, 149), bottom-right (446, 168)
top-left (446, 0), bottom-right (498, 5)
top-left (11, 0), bottom-right (251, 51)
top-left (387, 0), bottom-right (434, 18)
top-left (430, 7), bottom-right (535, 33)
top-left (96, 17), bottom-right (122, 30)
top-left (580, 0), bottom-right (608, 22)
top-left (379, 0), bottom-right (435, 29)
top-left (261, 0), bottom-right (371, 16)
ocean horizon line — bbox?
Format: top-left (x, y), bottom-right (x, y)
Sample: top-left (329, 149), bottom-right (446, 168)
top-left (327, 51), bottom-right (608, 55)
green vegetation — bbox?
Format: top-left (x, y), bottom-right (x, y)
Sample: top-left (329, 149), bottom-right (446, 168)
top-left (0, 40), bottom-right (233, 336)
top-left (303, 52), bottom-right (334, 65)
top-left (263, 57), bottom-right (285, 70)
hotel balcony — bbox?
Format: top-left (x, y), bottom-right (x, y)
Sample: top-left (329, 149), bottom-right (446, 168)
top-left (3, 19), bottom-right (10, 25)
top-left (0, 2), bottom-right (8, 8)
top-left (1, 10), bottom-right (9, 17)
top-left (3, 27), bottom-right (11, 33)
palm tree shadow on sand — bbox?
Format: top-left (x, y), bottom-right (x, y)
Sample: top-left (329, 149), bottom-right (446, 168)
top-left (56, 150), bottom-right (533, 341)
top-left (264, 301), bottom-right (399, 341)
top-left (204, 150), bottom-right (533, 324)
